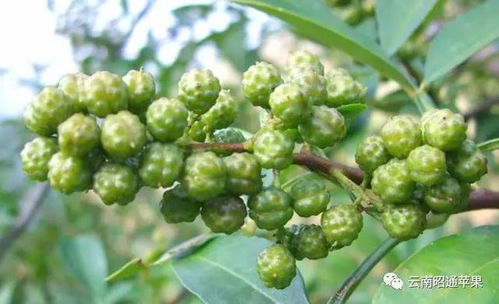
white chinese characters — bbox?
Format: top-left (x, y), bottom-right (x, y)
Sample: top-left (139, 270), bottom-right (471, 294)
top-left (407, 275), bottom-right (483, 289)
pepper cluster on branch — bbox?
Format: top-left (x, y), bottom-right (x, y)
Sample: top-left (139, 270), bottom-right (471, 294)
top-left (19, 50), bottom-right (488, 290)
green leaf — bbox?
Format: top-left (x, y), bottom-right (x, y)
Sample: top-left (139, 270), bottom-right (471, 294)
top-left (213, 128), bottom-right (247, 143)
top-left (106, 258), bottom-right (146, 283)
top-left (373, 225), bottom-right (499, 304)
top-left (60, 235), bottom-right (107, 300)
top-left (233, 0), bottom-right (416, 96)
top-left (355, 18), bottom-right (378, 41)
top-left (107, 234), bottom-right (214, 282)
top-left (375, 0), bottom-right (438, 55)
top-left (423, 0), bottom-right (499, 84)
top-left (171, 234), bottom-right (308, 304)
top-left (230, 127), bottom-right (254, 140)
top-left (337, 103), bottom-right (367, 121)
top-left (477, 138), bottom-right (499, 152)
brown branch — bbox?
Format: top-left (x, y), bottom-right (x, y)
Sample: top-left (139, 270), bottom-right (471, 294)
top-left (467, 189), bottom-right (499, 211)
top-left (292, 152), bottom-right (363, 184)
top-left (186, 142), bottom-right (499, 212)
top-left (187, 142), bottom-right (248, 153)
top-left (0, 183), bottom-right (50, 262)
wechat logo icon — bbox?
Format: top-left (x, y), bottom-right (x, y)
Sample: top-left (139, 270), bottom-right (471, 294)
top-left (383, 272), bottom-right (404, 290)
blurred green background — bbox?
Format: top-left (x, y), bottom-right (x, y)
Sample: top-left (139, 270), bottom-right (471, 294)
top-left (0, 1), bottom-right (498, 303)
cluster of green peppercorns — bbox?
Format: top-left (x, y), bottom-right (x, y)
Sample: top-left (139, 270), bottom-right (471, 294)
top-left (21, 68), bottom-right (239, 206)
top-left (241, 50), bottom-right (368, 289)
top-left (356, 110), bottom-right (488, 241)
top-left (19, 50), bottom-right (487, 290)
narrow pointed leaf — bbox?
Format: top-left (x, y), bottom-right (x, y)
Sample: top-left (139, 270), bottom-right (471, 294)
top-left (107, 234), bottom-right (214, 282)
top-left (106, 258), bottom-right (146, 283)
top-left (423, 0), bottom-right (499, 84)
top-left (337, 103), bottom-right (368, 121)
top-left (233, 0), bottom-right (416, 95)
top-left (375, 0), bottom-right (439, 55)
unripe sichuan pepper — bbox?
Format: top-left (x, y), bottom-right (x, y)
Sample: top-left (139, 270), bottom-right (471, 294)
top-left (257, 244), bottom-right (297, 289)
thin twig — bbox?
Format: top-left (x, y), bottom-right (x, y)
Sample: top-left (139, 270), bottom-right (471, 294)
top-left (400, 59), bottom-right (439, 107)
top-left (292, 152), bottom-right (363, 183)
top-left (0, 183), bottom-right (50, 262)
top-left (330, 170), bottom-right (384, 211)
top-left (401, 59), bottom-right (422, 84)
top-left (328, 238), bottom-right (400, 304)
